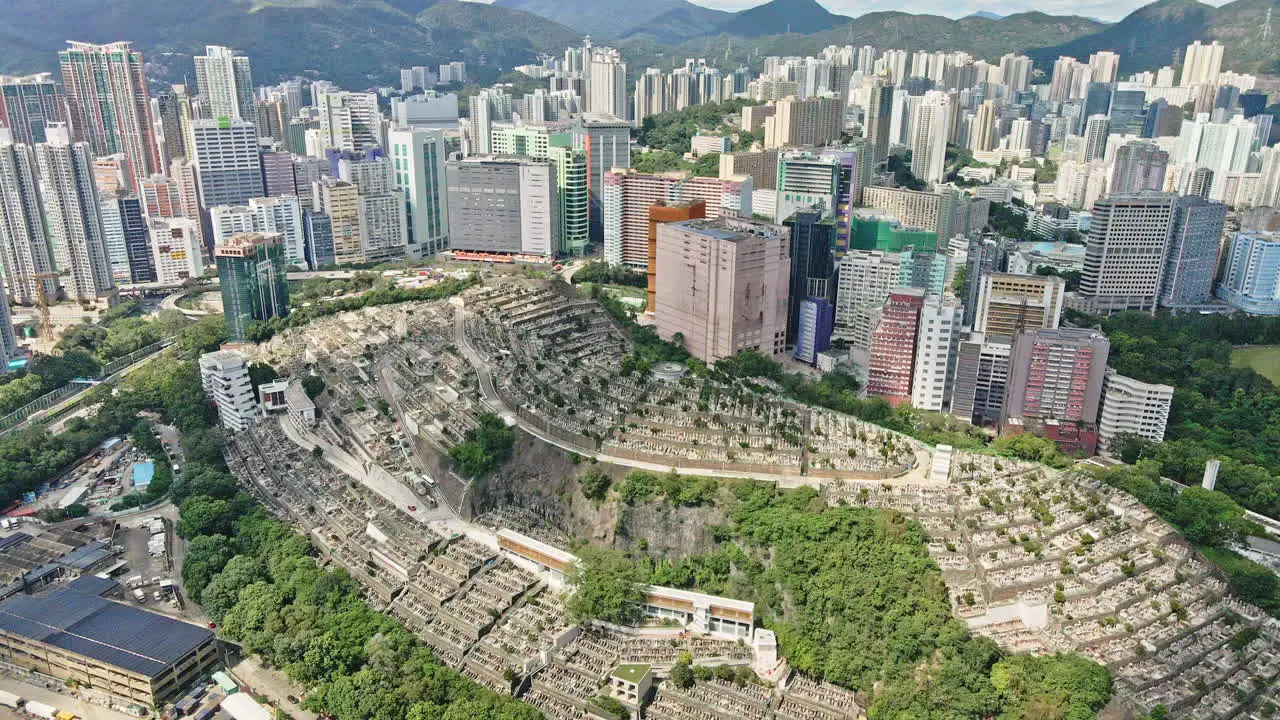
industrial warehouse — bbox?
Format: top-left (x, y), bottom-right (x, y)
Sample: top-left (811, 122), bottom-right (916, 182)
top-left (0, 578), bottom-right (220, 708)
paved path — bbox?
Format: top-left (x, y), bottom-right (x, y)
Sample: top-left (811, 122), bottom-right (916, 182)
top-left (229, 657), bottom-right (316, 720)
top-left (278, 416), bottom-right (450, 524)
top-left (0, 675), bottom-right (142, 720)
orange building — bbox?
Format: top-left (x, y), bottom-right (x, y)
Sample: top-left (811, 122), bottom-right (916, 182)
top-left (646, 200), bottom-right (706, 313)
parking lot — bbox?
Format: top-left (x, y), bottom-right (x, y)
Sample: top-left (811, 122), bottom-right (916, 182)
top-left (116, 513), bottom-right (182, 613)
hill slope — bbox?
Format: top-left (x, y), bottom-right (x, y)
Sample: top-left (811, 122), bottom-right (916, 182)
top-left (494, 0), bottom-right (729, 41)
top-left (0, 0), bottom-right (579, 87)
top-left (716, 0), bottom-right (849, 37)
top-left (1032, 0), bottom-right (1280, 75)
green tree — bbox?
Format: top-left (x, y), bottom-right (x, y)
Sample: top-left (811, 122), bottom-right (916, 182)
top-left (177, 495), bottom-right (238, 539)
top-left (566, 547), bottom-right (645, 625)
top-left (578, 467), bottom-right (611, 501)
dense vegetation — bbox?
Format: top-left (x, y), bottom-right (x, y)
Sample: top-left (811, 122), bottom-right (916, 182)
top-left (0, 315), bottom-right (227, 509)
top-left (247, 275), bottom-right (477, 342)
top-left (177, 461), bottom-right (540, 720)
top-left (571, 262), bottom-right (647, 289)
top-left (1074, 310), bottom-right (1280, 518)
top-left (635, 100), bottom-right (756, 154)
top-left (0, 301), bottom-right (186, 416)
top-left (448, 412), bottom-right (516, 478)
top-left (570, 481), bottom-right (1113, 719)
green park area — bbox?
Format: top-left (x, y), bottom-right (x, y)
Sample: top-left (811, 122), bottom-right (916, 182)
top-left (1230, 345), bottom-right (1280, 386)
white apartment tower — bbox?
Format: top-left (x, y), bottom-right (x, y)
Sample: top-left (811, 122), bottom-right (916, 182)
top-left (388, 126), bottom-right (450, 256)
top-left (588, 48), bottom-right (628, 120)
top-left (911, 295), bottom-right (964, 412)
top-left (193, 46), bottom-right (255, 122)
top-left (318, 92), bottom-right (381, 152)
top-left (199, 350), bottom-right (257, 432)
top-left (0, 134), bottom-right (55, 304)
top-left (1181, 41), bottom-right (1224, 87)
top-left (910, 91), bottom-right (950, 184)
top-left (1098, 368), bottom-right (1174, 453)
top-left (35, 125), bottom-right (114, 301)
top-left (147, 217), bottom-right (204, 284)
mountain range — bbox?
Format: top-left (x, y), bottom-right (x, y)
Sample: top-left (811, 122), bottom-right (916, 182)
top-left (0, 0), bottom-right (1275, 89)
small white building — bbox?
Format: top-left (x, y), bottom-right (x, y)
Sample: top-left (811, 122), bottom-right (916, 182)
top-left (690, 134), bottom-right (731, 157)
top-left (148, 217), bottom-right (204, 284)
top-left (1098, 368), bottom-right (1174, 454)
top-left (285, 380), bottom-right (317, 428)
top-left (198, 350), bottom-right (256, 432)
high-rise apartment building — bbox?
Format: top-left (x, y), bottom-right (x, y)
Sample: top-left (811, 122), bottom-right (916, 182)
top-left (999, 54), bottom-right (1033, 92)
top-left (190, 119), bottom-right (264, 209)
top-left (0, 74), bottom-right (65, 146)
top-left (445, 157), bottom-right (558, 257)
top-left (199, 350), bottom-right (257, 431)
top-left (216, 232), bottom-right (289, 342)
top-left (35, 126), bottom-right (114, 302)
top-left (1088, 51), bottom-right (1120, 84)
top-left (969, 100), bottom-right (998, 152)
top-left (1074, 192), bottom-right (1177, 314)
top-left (603, 169), bottom-right (752, 268)
top-left (1082, 114), bottom-right (1110, 163)
top-left (1181, 41), bottom-right (1224, 87)
top-left (949, 333), bottom-right (1012, 426)
top-left (317, 92), bottom-right (381, 152)
top-left (634, 68), bottom-right (666, 126)
top-left (333, 151), bottom-right (409, 264)
top-left (0, 289), bottom-right (15, 368)
top-left (58, 42), bottom-right (160, 191)
top-left (1159, 196), bottom-right (1227, 309)
top-left (492, 125), bottom-right (589, 256)
top-left (1098, 369), bottom-right (1174, 454)
top-left (587, 48), bottom-right (627, 120)
top-left (388, 127), bottom-right (450, 257)
top-left (148, 217), bottom-right (204, 284)
top-left (193, 46), bottom-right (255, 123)
top-left (764, 95), bottom-right (843, 149)
top-left (911, 295), bottom-right (964, 412)
top-left (654, 217), bottom-right (790, 362)
top-left (0, 135), bottom-right (55, 304)
top-left (1110, 141), bottom-right (1170, 195)
top-left (312, 179), bottom-right (360, 264)
top-left (1004, 326), bottom-right (1110, 428)
top-left (865, 288), bottom-right (926, 406)
top-left (1218, 231), bottom-right (1280, 315)
top-left (718, 148), bottom-right (780, 191)
top-left (974, 273), bottom-right (1065, 337)
top-left (863, 81), bottom-right (894, 165)
top-left (211, 196), bottom-right (307, 267)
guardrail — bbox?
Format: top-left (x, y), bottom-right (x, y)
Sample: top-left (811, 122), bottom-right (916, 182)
top-left (0, 339), bottom-right (173, 438)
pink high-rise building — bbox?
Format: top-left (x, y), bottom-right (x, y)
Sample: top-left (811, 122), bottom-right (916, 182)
top-left (865, 288), bottom-right (926, 407)
top-left (604, 169), bottom-right (753, 268)
top-left (654, 217), bottom-right (790, 363)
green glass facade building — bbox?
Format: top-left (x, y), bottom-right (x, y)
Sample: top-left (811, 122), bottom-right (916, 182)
top-left (849, 216), bottom-right (939, 253)
top-left (491, 126), bottom-right (589, 257)
top-left (216, 232), bottom-right (289, 342)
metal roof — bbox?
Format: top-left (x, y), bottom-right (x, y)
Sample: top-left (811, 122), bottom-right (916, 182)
top-left (67, 575), bottom-right (119, 597)
top-left (0, 587), bottom-right (214, 677)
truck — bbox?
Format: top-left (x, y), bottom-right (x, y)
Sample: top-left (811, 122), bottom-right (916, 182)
top-left (126, 575), bottom-right (143, 589)
top-left (133, 588), bottom-right (146, 603)
top-left (0, 689), bottom-right (21, 708)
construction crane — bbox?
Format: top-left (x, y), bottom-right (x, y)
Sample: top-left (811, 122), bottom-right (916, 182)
top-left (11, 270), bottom-right (64, 342)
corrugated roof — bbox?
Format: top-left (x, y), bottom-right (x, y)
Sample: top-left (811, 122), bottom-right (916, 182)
top-left (0, 587), bottom-right (214, 677)
top-left (67, 575), bottom-right (119, 597)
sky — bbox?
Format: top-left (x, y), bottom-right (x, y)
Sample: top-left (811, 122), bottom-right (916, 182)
top-left (639, 0), bottom-right (1235, 23)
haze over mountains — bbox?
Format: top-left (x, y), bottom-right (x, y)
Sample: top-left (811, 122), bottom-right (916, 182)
top-left (0, 0), bottom-right (1274, 87)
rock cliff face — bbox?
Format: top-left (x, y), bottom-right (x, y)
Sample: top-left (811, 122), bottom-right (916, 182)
top-left (469, 429), bottom-right (727, 555)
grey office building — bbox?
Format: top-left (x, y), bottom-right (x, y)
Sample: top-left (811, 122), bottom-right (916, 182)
top-left (576, 113), bottom-right (630, 241)
top-left (190, 119), bottom-right (264, 209)
top-left (1111, 142), bottom-right (1169, 195)
top-left (1159, 196), bottom-right (1228, 308)
top-left (446, 158), bottom-right (558, 256)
